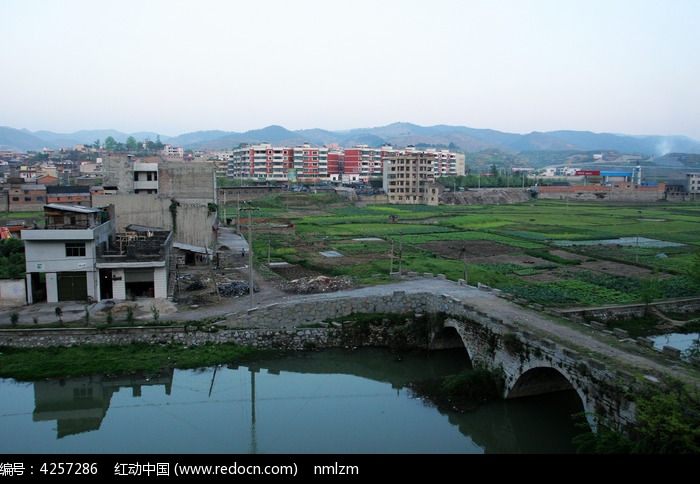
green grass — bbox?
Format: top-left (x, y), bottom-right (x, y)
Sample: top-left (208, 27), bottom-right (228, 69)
top-left (0, 342), bottom-right (270, 381)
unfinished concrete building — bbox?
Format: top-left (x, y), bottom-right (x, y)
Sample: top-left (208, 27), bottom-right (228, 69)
top-left (94, 155), bottom-right (217, 250)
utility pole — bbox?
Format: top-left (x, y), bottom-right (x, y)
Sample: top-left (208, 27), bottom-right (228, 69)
top-left (461, 246), bottom-right (468, 286)
top-left (389, 239), bottom-right (394, 276)
top-left (236, 191), bottom-right (240, 234)
top-left (398, 232), bottom-right (403, 276)
top-left (239, 201), bottom-right (259, 307)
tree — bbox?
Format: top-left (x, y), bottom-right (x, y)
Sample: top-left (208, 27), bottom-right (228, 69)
top-left (93, 139), bottom-right (101, 149)
top-left (104, 136), bottom-right (118, 152)
top-left (126, 136), bottom-right (139, 152)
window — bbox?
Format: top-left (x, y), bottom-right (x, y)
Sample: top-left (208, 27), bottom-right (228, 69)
top-left (65, 242), bottom-right (86, 257)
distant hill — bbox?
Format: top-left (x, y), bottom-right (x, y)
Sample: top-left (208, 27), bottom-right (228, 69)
top-left (2, 122), bottom-right (700, 156)
top-left (0, 126), bottom-right (52, 152)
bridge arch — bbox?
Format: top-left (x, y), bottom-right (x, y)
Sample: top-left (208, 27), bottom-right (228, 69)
top-left (441, 319), bottom-right (478, 364)
top-left (505, 364), bottom-right (592, 426)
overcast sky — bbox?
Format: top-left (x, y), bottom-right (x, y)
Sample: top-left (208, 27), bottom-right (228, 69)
top-left (1, 0), bottom-right (698, 139)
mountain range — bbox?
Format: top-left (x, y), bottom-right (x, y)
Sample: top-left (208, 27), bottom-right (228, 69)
top-left (2, 123), bottom-right (700, 156)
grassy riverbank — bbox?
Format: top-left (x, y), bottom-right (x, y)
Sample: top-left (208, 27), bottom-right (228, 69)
top-left (0, 342), bottom-right (275, 381)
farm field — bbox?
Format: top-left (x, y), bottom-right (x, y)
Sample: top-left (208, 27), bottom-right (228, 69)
top-left (229, 194), bottom-right (700, 310)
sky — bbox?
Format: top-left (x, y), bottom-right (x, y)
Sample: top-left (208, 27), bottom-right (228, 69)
top-left (1, 0), bottom-right (699, 139)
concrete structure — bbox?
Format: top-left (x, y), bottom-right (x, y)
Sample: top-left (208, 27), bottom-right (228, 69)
top-left (22, 204), bottom-right (113, 303)
top-left (292, 143), bottom-right (328, 182)
top-left (224, 144), bottom-right (461, 184)
top-left (132, 162), bottom-right (159, 194)
top-left (161, 145), bottom-right (184, 159)
top-left (343, 145), bottom-right (387, 181)
top-left (228, 143), bottom-right (329, 182)
top-left (46, 185), bottom-right (92, 205)
top-left (0, 279), bottom-right (26, 307)
top-left (6, 182), bottom-right (46, 212)
top-left (1, 286), bottom-right (669, 430)
top-left (22, 204), bottom-right (173, 303)
top-left (535, 183), bottom-right (667, 202)
top-left (97, 156), bottom-right (217, 249)
top-left (95, 224), bottom-right (173, 301)
top-left (383, 149), bottom-right (442, 205)
top-left (687, 173), bottom-right (700, 194)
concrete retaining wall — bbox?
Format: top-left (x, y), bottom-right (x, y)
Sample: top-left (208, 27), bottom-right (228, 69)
top-left (0, 279), bottom-right (26, 307)
top-left (557, 298), bottom-right (700, 322)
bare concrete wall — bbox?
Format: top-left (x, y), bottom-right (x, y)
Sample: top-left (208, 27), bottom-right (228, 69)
top-left (92, 194), bottom-right (216, 247)
top-left (0, 279), bottom-right (26, 307)
top-left (159, 161), bottom-right (215, 199)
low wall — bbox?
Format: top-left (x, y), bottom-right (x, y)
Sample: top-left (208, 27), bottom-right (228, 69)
top-left (0, 279), bottom-right (26, 307)
top-left (0, 291), bottom-right (505, 349)
top-left (557, 298), bottom-right (700, 322)
top-left (536, 185), bottom-right (665, 202)
top-left (224, 290), bottom-right (505, 331)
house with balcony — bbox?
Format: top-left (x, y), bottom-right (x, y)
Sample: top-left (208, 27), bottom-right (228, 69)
top-left (22, 204), bottom-right (172, 304)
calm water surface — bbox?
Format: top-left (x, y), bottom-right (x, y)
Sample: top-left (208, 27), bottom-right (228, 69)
top-left (0, 348), bottom-right (584, 454)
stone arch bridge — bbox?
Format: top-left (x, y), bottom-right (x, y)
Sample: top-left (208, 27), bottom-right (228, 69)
top-left (219, 279), bottom-right (700, 429)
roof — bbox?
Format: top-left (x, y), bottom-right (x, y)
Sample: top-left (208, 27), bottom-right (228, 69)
top-left (173, 242), bottom-right (210, 254)
top-left (44, 203), bottom-right (101, 214)
top-left (46, 185), bottom-right (90, 194)
top-left (600, 171), bottom-right (632, 177)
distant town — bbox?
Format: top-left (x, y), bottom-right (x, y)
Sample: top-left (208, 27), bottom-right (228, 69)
top-left (1, 132), bottom-right (699, 305)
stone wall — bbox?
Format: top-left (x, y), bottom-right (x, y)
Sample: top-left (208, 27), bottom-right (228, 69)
top-left (0, 291), bottom-right (505, 350)
top-left (0, 326), bottom-right (345, 350)
top-left (557, 298), bottom-right (700, 322)
top-left (223, 290), bottom-right (505, 331)
top-left (536, 185), bottom-right (665, 202)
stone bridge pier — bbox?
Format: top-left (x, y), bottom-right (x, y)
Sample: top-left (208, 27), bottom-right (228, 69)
top-left (442, 318), bottom-right (637, 430)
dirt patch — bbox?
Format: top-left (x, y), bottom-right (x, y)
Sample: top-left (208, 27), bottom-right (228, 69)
top-left (416, 240), bottom-right (520, 259)
top-left (578, 259), bottom-right (660, 278)
top-left (269, 263), bottom-right (323, 280)
top-left (548, 250), bottom-right (588, 262)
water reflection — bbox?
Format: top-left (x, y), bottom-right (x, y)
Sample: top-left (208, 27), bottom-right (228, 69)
top-left (1, 349), bottom-right (583, 454)
top-left (32, 370), bottom-right (174, 439)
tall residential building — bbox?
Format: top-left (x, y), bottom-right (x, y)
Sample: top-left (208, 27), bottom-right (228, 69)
top-left (687, 173), bottom-right (700, 194)
top-left (327, 150), bottom-right (343, 180)
top-left (229, 144), bottom-right (293, 181)
top-left (383, 149), bottom-right (441, 205)
top-left (343, 145), bottom-right (384, 181)
top-left (292, 143), bottom-right (328, 181)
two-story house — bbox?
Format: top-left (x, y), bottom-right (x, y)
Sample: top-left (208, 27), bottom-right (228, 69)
top-left (22, 204), bottom-right (173, 304)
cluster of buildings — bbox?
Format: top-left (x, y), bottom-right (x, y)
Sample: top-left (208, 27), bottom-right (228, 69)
top-left (221, 144), bottom-right (464, 184)
top-left (14, 155), bottom-right (219, 304)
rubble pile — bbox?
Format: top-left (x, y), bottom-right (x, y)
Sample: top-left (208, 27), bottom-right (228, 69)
top-left (184, 279), bottom-right (208, 291)
top-left (281, 275), bottom-right (354, 294)
top-left (217, 280), bottom-right (255, 297)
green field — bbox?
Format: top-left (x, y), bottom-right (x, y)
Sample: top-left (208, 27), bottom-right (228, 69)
top-left (249, 194), bottom-right (700, 308)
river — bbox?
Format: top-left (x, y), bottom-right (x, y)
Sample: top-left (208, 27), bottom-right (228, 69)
top-left (0, 348), bottom-right (584, 454)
